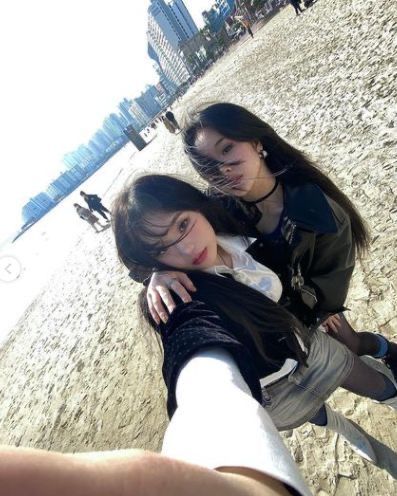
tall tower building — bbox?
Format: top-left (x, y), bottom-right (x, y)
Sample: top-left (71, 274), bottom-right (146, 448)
top-left (169, 0), bottom-right (198, 39)
top-left (215, 0), bottom-right (235, 18)
top-left (136, 85), bottom-right (162, 120)
top-left (129, 101), bottom-right (151, 129)
top-left (147, 0), bottom-right (198, 88)
top-left (148, 42), bottom-right (177, 97)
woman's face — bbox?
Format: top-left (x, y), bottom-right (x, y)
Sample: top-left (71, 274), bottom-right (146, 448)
top-left (194, 127), bottom-right (266, 197)
top-left (143, 210), bottom-right (219, 270)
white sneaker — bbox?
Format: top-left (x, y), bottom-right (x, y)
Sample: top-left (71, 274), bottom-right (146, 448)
top-left (323, 405), bottom-right (397, 477)
top-left (325, 405), bottom-right (377, 463)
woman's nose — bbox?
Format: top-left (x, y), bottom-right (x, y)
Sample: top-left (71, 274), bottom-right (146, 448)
top-left (176, 239), bottom-right (195, 256)
top-left (219, 163), bottom-right (232, 175)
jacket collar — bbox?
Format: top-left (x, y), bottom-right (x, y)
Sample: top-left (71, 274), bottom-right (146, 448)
top-left (283, 182), bottom-right (338, 234)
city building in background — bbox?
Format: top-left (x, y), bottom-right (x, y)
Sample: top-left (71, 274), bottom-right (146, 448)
top-left (169, 0), bottom-right (199, 38)
top-left (135, 85), bottom-right (162, 120)
top-left (147, 0), bottom-right (206, 88)
top-left (147, 17), bottom-right (191, 87)
top-left (18, 0), bottom-right (280, 235)
top-left (129, 101), bottom-right (151, 129)
top-left (216, 0), bottom-right (235, 19)
top-left (119, 98), bottom-right (143, 131)
top-left (148, 41), bottom-right (178, 97)
top-left (22, 193), bottom-right (55, 225)
top-left (203, 0), bottom-right (236, 34)
top-left (18, 1), bottom-right (207, 232)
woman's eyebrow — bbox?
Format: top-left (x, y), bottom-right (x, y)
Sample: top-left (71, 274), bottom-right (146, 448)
top-left (215, 137), bottom-right (226, 147)
top-left (149, 212), bottom-right (182, 237)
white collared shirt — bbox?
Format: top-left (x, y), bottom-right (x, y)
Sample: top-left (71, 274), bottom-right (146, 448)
top-left (204, 235), bottom-right (283, 303)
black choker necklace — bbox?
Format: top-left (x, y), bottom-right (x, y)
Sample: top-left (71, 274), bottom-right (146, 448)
top-left (243, 179), bottom-right (279, 205)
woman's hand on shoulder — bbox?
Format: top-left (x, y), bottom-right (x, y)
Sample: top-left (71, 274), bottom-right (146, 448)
top-left (147, 271), bottom-right (197, 324)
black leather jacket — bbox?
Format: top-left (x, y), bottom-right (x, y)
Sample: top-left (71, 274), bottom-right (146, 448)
top-left (212, 182), bottom-right (355, 325)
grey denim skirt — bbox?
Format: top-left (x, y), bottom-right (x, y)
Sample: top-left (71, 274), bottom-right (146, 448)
top-left (262, 328), bottom-right (355, 431)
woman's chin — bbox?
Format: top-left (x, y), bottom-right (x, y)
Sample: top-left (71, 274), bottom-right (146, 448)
top-left (228, 186), bottom-right (249, 197)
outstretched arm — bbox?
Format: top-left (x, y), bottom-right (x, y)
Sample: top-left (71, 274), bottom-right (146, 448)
top-left (0, 350), bottom-right (309, 496)
top-left (0, 444), bottom-right (296, 496)
top-left (163, 348), bottom-right (310, 496)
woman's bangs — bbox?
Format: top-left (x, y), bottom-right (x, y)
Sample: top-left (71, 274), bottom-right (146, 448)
top-left (133, 213), bottom-right (187, 257)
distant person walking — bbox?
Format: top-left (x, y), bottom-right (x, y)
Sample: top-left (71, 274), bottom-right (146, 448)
top-left (80, 191), bottom-right (111, 221)
top-left (73, 204), bottom-right (104, 233)
top-left (163, 115), bottom-right (176, 134)
top-left (235, 16), bottom-right (254, 38)
top-left (243, 19), bottom-right (254, 38)
top-left (165, 110), bottom-right (180, 132)
top-left (289, 0), bottom-right (304, 15)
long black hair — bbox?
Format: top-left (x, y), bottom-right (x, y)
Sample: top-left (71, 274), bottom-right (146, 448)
top-left (182, 102), bottom-right (370, 256)
top-left (112, 174), bottom-right (245, 272)
top-left (113, 173), bottom-right (310, 364)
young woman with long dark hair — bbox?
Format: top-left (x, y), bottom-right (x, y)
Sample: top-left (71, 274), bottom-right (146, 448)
top-left (144, 102), bottom-right (397, 378)
top-left (113, 173), bottom-right (397, 477)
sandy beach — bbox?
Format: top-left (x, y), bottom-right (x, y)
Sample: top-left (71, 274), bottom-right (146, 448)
top-left (1, 0), bottom-right (396, 493)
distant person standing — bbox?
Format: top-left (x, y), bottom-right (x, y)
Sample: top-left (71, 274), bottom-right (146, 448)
top-left (289, 0), bottom-right (304, 15)
top-left (235, 16), bottom-right (254, 38)
top-left (163, 115), bottom-right (176, 134)
top-left (80, 191), bottom-right (111, 221)
top-left (165, 110), bottom-right (180, 132)
top-left (242, 19), bottom-right (254, 38)
top-left (73, 204), bottom-right (104, 233)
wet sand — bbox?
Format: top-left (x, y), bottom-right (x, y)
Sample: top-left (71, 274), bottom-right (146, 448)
top-left (0, 0), bottom-right (396, 493)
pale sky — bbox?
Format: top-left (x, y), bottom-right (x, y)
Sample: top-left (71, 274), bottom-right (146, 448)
top-left (0, 0), bottom-right (213, 240)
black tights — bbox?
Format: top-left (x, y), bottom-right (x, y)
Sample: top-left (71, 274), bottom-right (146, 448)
top-left (292, 2), bottom-right (303, 15)
top-left (326, 313), bottom-right (397, 358)
top-left (94, 206), bottom-right (110, 220)
top-left (310, 354), bottom-right (396, 426)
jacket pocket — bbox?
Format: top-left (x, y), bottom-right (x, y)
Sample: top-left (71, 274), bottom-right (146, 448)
top-left (300, 285), bottom-right (318, 309)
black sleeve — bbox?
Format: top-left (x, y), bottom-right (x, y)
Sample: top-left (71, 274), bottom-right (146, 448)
top-left (308, 199), bottom-right (355, 312)
top-left (159, 301), bottom-right (263, 418)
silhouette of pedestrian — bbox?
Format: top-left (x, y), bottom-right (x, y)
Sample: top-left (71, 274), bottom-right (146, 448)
top-left (73, 204), bottom-right (104, 233)
top-left (289, 0), bottom-right (304, 15)
top-left (165, 110), bottom-right (180, 132)
top-left (80, 191), bottom-right (111, 221)
top-left (235, 16), bottom-right (254, 38)
top-left (243, 19), bottom-right (254, 38)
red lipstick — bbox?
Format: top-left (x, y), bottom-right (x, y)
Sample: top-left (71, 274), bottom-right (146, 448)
top-left (230, 175), bottom-right (243, 187)
top-left (193, 248), bottom-right (208, 266)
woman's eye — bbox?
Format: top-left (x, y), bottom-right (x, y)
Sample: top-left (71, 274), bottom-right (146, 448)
top-left (178, 218), bottom-right (189, 232)
top-left (222, 144), bottom-right (233, 155)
